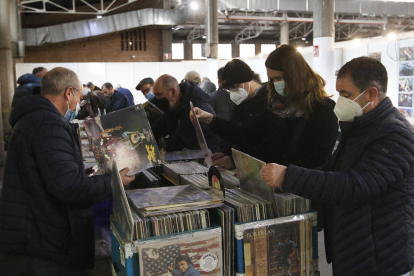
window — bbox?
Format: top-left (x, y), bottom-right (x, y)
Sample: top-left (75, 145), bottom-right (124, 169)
top-left (121, 30), bottom-right (146, 51)
top-left (261, 44), bottom-right (276, 55)
top-left (192, 44), bottom-right (206, 59)
top-left (172, 43), bottom-right (184, 59)
top-left (218, 44), bottom-right (232, 60)
top-left (240, 44), bottom-right (255, 59)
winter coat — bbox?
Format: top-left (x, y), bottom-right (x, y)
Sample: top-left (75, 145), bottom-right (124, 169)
top-left (209, 85), bottom-right (338, 168)
top-left (152, 82), bottom-right (221, 152)
top-left (283, 97), bottom-right (414, 275)
top-left (105, 90), bottom-right (129, 113)
top-left (209, 86), bottom-right (234, 122)
top-left (12, 74), bottom-right (41, 107)
top-left (0, 95), bottom-right (112, 269)
top-left (117, 87), bottom-right (135, 106)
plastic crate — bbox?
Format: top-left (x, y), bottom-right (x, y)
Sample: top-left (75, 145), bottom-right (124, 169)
top-left (93, 199), bottom-right (113, 227)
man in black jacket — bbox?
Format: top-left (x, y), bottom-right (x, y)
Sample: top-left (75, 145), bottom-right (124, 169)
top-left (151, 74), bottom-right (220, 152)
top-left (261, 57), bottom-right (414, 276)
top-left (12, 67), bottom-right (48, 107)
top-left (0, 67), bottom-right (134, 275)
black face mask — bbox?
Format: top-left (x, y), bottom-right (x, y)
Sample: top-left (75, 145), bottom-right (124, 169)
top-left (150, 97), bottom-right (169, 112)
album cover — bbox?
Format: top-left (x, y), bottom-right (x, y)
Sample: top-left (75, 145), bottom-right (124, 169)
top-left (399, 108), bottom-right (413, 118)
top-left (399, 78), bottom-right (413, 93)
top-left (190, 101), bottom-right (213, 167)
top-left (138, 227), bottom-right (223, 276)
top-left (400, 46), bottom-right (414, 61)
top-left (398, 93), bottom-right (413, 107)
top-left (399, 62), bottom-right (414, 77)
top-left (232, 149), bottom-right (278, 216)
top-left (83, 104), bottom-right (162, 176)
top-left (243, 218), bottom-right (311, 276)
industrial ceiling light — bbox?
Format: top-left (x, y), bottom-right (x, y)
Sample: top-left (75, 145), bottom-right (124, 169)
top-left (297, 47), bottom-right (303, 53)
top-left (202, 35), bottom-right (207, 39)
top-left (302, 37), bottom-right (306, 40)
top-left (190, 2), bottom-right (198, 10)
top-left (388, 32), bottom-right (396, 40)
top-left (96, 15), bottom-right (102, 19)
top-left (353, 38), bottom-right (361, 45)
top-left (258, 53), bottom-right (263, 58)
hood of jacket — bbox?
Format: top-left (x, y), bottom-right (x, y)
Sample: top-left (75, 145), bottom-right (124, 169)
top-left (10, 95), bottom-right (62, 127)
top-left (17, 74), bottom-right (41, 86)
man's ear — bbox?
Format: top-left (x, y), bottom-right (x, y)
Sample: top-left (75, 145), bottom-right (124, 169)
top-left (63, 87), bottom-right (72, 101)
top-left (368, 87), bottom-right (379, 102)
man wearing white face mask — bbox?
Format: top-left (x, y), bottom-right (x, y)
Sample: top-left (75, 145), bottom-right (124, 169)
top-left (0, 67), bottom-right (135, 275)
top-left (260, 57), bottom-right (414, 276)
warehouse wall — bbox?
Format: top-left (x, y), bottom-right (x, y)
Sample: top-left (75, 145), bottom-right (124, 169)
top-left (24, 28), bottom-right (162, 63)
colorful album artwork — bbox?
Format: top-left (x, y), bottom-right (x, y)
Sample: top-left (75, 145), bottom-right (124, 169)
top-left (398, 93), bottom-right (413, 107)
top-left (399, 62), bottom-right (414, 77)
top-left (138, 228), bottom-right (223, 276)
top-left (83, 104), bottom-right (162, 176)
top-left (400, 47), bottom-right (414, 61)
top-left (399, 108), bottom-right (413, 118)
top-left (399, 78), bottom-right (413, 93)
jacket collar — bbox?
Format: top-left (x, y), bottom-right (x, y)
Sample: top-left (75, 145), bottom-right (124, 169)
top-left (352, 97), bottom-right (394, 129)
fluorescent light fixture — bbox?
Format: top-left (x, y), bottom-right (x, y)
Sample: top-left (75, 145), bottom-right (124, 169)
top-left (202, 35), bottom-right (207, 39)
top-left (353, 39), bottom-right (361, 45)
top-left (297, 47), bottom-right (303, 53)
top-left (302, 37), bottom-right (306, 40)
top-left (96, 15), bottom-right (102, 19)
top-left (190, 2), bottom-right (198, 10)
top-left (387, 32), bottom-right (396, 40)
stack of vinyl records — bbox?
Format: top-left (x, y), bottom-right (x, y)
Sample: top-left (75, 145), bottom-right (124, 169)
top-left (220, 170), bottom-right (240, 189)
top-left (129, 169), bottom-right (162, 189)
top-left (180, 174), bottom-right (209, 190)
top-left (162, 161), bottom-right (209, 184)
top-left (224, 189), bottom-right (275, 223)
top-left (130, 207), bottom-right (210, 240)
top-left (126, 185), bottom-right (223, 217)
top-left (210, 205), bottom-right (235, 276)
top-left (274, 192), bottom-right (311, 217)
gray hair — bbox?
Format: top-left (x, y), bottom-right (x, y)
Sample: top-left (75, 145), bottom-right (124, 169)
top-left (162, 75), bottom-right (180, 92)
top-left (41, 67), bottom-right (80, 96)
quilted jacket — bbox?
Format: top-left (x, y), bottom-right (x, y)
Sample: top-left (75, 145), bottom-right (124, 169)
top-left (283, 97), bottom-right (414, 275)
top-left (0, 95), bottom-right (112, 268)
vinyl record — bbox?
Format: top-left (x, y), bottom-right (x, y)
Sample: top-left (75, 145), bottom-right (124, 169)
top-left (208, 166), bottom-right (225, 198)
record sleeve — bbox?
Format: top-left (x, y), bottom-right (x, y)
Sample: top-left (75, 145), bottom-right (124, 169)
top-left (83, 104), bottom-right (162, 176)
top-left (137, 227), bottom-right (223, 276)
top-left (190, 101), bottom-right (213, 167)
top-left (232, 148), bottom-right (278, 217)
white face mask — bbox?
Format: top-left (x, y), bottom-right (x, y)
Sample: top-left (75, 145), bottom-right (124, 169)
top-left (273, 80), bottom-right (285, 96)
top-left (334, 89), bottom-right (371, 122)
top-left (229, 83), bottom-right (250, 105)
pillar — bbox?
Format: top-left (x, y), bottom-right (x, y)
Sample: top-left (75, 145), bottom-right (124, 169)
top-left (205, 0), bottom-right (218, 59)
top-left (313, 0), bottom-right (335, 95)
top-left (184, 41), bottom-right (193, 60)
top-left (161, 29), bottom-right (173, 61)
top-left (0, 0), bottom-right (14, 148)
top-left (231, 41), bottom-right (240, 58)
top-left (280, 22), bottom-right (289, 45)
top-left (255, 43), bottom-right (261, 56)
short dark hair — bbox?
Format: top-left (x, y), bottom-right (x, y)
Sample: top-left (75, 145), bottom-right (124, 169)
top-left (136, 78), bottom-right (154, 90)
top-left (32, 67), bottom-right (45, 76)
top-left (337, 57), bottom-right (388, 100)
top-left (102, 83), bottom-right (113, 90)
top-left (175, 255), bottom-right (192, 268)
top-left (217, 67), bottom-right (224, 79)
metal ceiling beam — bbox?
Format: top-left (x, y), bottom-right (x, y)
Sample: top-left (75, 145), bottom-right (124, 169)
top-left (234, 21), bottom-right (264, 42)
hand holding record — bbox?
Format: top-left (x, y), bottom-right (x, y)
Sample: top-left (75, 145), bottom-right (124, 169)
top-left (189, 106), bottom-right (214, 125)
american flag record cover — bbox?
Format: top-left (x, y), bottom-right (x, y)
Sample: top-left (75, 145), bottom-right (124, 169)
top-left (137, 227), bottom-right (223, 276)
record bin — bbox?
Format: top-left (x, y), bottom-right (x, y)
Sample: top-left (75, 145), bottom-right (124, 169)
top-left (111, 216), bottom-right (223, 276)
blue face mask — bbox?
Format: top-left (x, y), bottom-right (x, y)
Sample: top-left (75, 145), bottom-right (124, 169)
top-left (273, 80), bottom-right (285, 96)
top-left (145, 91), bottom-right (155, 100)
top-left (64, 92), bottom-right (80, 121)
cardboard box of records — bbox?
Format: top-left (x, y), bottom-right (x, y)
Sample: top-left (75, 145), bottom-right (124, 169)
top-left (110, 162), bottom-right (225, 276)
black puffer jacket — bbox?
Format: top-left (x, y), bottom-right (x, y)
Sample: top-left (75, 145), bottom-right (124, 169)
top-left (283, 98), bottom-right (414, 275)
top-left (0, 95), bottom-right (112, 268)
top-left (12, 74), bottom-right (41, 107)
top-left (152, 82), bottom-right (221, 152)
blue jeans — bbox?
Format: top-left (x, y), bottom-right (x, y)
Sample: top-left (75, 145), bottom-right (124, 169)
top-left (29, 257), bottom-right (85, 276)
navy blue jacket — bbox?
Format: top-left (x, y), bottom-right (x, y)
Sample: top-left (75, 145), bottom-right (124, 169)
top-left (283, 98), bottom-right (414, 275)
top-left (12, 74), bottom-right (41, 107)
top-left (152, 82), bottom-right (221, 152)
top-left (105, 90), bottom-right (129, 113)
top-left (117, 87), bottom-right (134, 106)
top-left (209, 86), bottom-right (234, 122)
top-left (0, 95), bottom-right (112, 268)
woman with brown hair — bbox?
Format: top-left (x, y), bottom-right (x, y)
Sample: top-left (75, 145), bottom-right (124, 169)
top-left (192, 45), bottom-right (338, 169)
